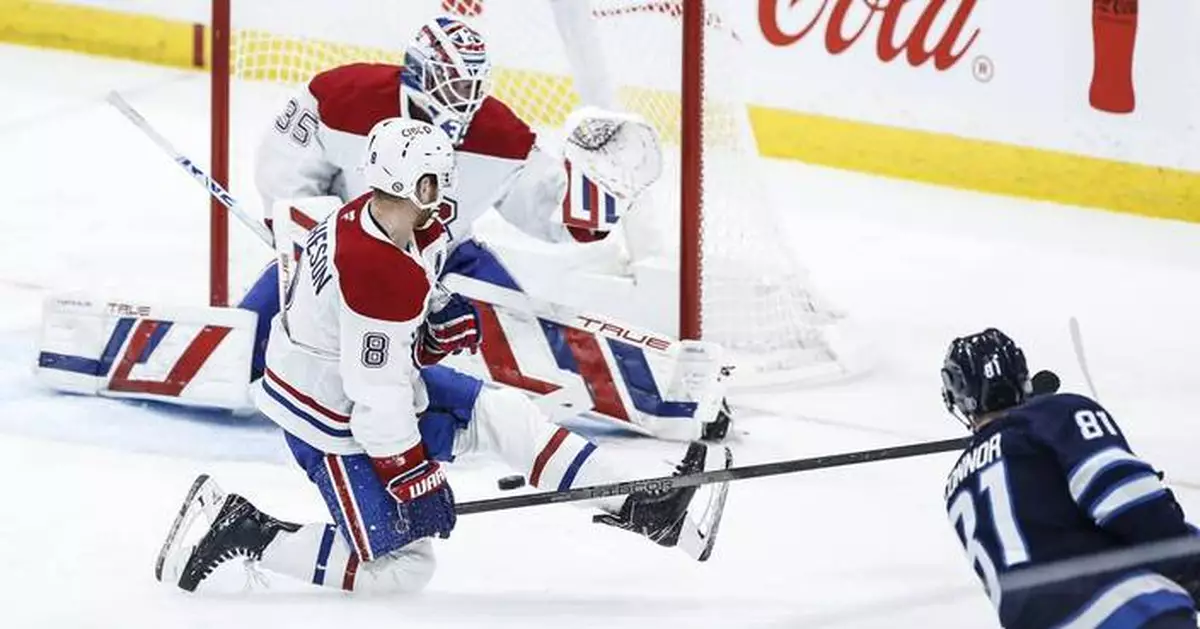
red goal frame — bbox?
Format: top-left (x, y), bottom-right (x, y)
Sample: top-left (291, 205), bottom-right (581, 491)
top-left (210, 0), bottom-right (231, 307)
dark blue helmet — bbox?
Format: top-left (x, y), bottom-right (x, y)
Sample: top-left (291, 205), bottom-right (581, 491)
top-left (941, 328), bottom-right (1030, 428)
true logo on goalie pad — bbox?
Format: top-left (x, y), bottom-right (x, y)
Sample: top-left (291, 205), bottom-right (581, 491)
top-left (450, 300), bottom-right (701, 436)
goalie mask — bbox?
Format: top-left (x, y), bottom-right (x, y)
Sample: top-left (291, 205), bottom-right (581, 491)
top-left (361, 118), bottom-right (456, 212)
top-left (941, 328), bottom-right (1031, 429)
top-left (402, 16), bottom-right (491, 146)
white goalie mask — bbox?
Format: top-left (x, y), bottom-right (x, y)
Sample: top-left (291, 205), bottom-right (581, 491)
top-left (361, 118), bottom-right (457, 211)
top-left (401, 16), bottom-right (492, 146)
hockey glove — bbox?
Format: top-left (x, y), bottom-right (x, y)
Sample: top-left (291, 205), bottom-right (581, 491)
top-left (413, 291), bottom-right (482, 367)
top-left (371, 443), bottom-right (457, 542)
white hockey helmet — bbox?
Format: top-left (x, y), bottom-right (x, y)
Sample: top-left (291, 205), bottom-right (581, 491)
top-left (361, 117), bottom-right (456, 211)
top-left (401, 15), bottom-right (492, 145)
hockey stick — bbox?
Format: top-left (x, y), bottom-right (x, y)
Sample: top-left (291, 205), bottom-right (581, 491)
top-left (1068, 316), bottom-right (1100, 399)
top-left (1067, 319), bottom-right (1200, 493)
top-left (1000, 535), bottom-right (1200, 593)
top-left (454, 436), bottom-right (969, 515)
top-left (104, 91), bottom-right (274, 247)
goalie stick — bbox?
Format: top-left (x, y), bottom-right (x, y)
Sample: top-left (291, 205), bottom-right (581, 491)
top-left (105, 91), bottom-right (274, 247)
top-left (454, 436), bottom-right (969, 515)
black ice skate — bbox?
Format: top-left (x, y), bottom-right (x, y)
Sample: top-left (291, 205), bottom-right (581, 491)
top-left (155, 474), bottom-right (227, 584)
top-left (701, 397), bottom-right (733, 442)
top-left (594, 441), bottom-right (733, 562)
top-left (156, 474), bottom-right (299, 592)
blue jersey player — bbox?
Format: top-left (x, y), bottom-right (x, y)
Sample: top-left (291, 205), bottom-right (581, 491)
top-left (940, 328), bottom-right (1200, 629)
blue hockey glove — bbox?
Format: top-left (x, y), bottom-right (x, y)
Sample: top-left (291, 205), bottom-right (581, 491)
top-left (413, 291), bottom-right (481, 367)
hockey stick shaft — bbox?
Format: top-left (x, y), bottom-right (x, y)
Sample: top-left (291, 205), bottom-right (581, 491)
top-left (105, 91), bottom-right (274, 247)
top-left (1068, 316), bottom-right (1100, 399)
top-left (1001, 535), bottom-right (1200, 592)
top-left (455, 436), bottom-right (969, 515)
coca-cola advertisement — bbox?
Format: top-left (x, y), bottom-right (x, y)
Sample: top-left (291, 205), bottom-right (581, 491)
top-left (753, 0), bottom-right (1195, 169)
top-left (757, 0), bottom-right (981, 73)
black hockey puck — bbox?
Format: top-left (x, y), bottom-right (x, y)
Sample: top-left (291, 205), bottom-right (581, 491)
top-left (497, 475), bottom-right (526, 491)
top-left (1031, 369), bottom-right (1061, 396)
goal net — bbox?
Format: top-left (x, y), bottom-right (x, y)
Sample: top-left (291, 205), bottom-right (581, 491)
top-left (217, 0), bottom-right (857, 387)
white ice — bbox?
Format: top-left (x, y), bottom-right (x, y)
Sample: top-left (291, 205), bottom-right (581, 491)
top-left (2, 43), bottom-right (1199, 629)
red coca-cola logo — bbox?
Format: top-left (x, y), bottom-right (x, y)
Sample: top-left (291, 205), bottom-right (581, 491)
top-left (759, 0), bottom-right (982, 71)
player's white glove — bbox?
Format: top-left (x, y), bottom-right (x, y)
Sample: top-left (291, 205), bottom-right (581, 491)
top-left (559, 107), bottom-right (663, 238)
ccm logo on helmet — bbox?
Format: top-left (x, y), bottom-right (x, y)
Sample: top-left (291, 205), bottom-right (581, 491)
top-left (401, 126), bottom-right (433, 137)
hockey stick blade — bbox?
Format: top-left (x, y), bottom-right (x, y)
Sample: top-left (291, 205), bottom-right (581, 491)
top-left (455, 436), bottom-right (968, 515)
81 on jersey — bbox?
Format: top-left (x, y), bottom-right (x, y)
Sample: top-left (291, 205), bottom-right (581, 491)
top-left (947, 459), bottom-right (1030, 608)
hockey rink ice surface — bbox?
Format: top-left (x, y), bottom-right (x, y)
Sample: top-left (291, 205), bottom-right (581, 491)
top-left (3, 44), bottom-right (1200, 628)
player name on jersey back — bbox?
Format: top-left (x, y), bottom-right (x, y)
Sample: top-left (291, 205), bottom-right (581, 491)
top-left (944, 432), bottom-right (1002, 499)
top-left (305, 219), bottom-right (333, 296)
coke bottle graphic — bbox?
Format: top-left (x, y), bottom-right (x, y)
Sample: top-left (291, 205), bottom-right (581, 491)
top-left (1090, 0), bottom-right (1138, 114)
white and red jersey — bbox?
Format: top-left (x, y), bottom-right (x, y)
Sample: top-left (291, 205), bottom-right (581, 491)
top-left (256, 62), bottom-right (575, 247)
top-left (253, 193), bottom-right (449, 457)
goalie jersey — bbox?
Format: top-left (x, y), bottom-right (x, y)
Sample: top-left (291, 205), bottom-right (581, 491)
top-left (256, 62), bottom-right (575, 246)
top-left (944, 393), bottom-right (1200, 629)
top-left (253, 194), bottom-right (448, 457)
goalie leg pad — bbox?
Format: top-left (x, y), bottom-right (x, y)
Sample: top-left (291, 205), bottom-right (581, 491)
top-left (439, 276), bottom-right (732, 443)
top-left (36, 294), bottom-right (256, 410)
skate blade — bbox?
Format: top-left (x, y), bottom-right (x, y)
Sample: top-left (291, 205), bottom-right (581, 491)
top-left (155, 474), bottom-right (226, 584)
top-left (676, 445), bottom-right (733, 562)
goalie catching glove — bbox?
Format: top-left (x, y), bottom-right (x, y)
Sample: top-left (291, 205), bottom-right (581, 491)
top-left (558, 107), bottom-right (663, 238)
top-left (370, 442), bottom-right (457, 542)
top-left (413, 287), bottom-right (482, 367)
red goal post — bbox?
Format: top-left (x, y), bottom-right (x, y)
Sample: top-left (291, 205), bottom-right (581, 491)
top-left (208, 0), bottom-right (854, 386)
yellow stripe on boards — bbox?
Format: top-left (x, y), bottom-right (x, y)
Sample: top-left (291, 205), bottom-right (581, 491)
top-left (0, 0), bottom-right (204, 69)
top-left (750, 106), bottom-right (1200, 223)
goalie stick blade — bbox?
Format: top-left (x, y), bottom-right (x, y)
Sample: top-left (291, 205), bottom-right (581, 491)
top-left (155, 474), bottom-right (226, 584)
top-left (676, 445), bottom-right (733, 562)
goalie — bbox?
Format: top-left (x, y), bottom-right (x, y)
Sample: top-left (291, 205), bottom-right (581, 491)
top-left (240, 14), bottom-right (729, 440)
